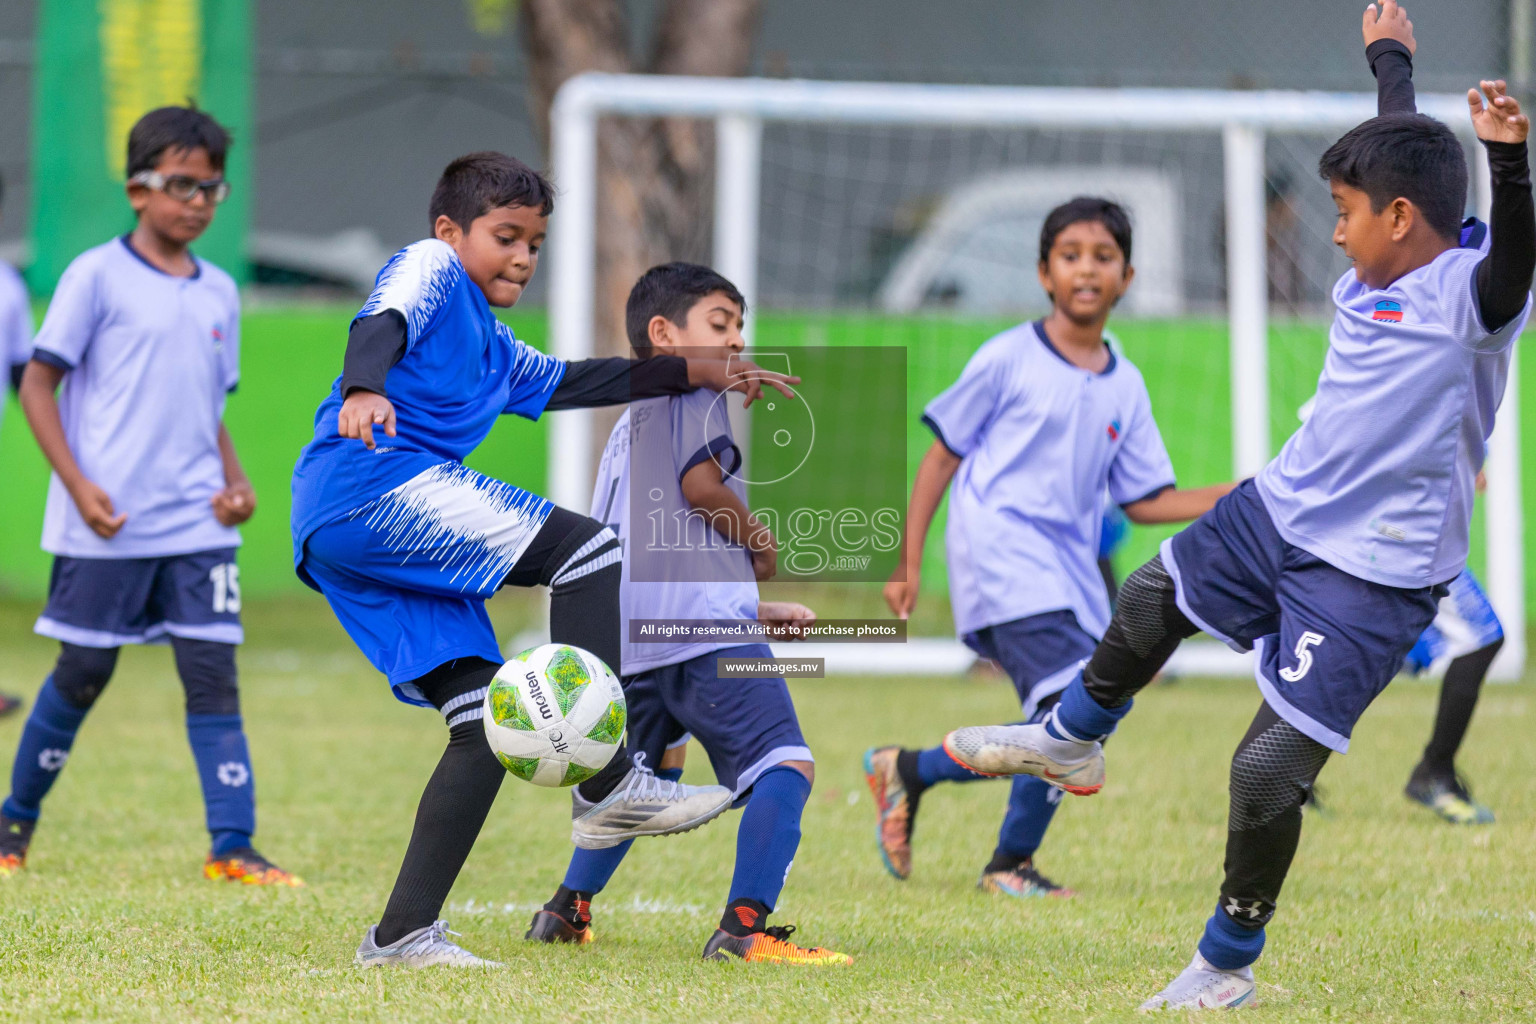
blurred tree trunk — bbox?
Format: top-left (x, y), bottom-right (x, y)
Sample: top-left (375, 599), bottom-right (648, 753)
top-left (521, 0), bottom-right (761, 361)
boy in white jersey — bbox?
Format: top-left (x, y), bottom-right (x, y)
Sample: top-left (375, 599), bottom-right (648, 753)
top-left (0, 170), bottom-right (35, 718)
top-left (0, 107), bottom-right (300, 885)
top-left (945, 4), bottom-right (1533, 1009)
top-left (864, 199), bottom-right (1233, 898)
top-left (525, 263), bottom-right (850, 965)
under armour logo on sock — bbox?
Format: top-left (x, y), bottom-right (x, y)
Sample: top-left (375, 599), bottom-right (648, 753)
top-left (1224, 896), bottom-right (1270, 922)
top-left (734, 906), bottom-right (759, 929)
top-left (217, 762), bottom-right (250, 787)
top-left (37, 749), bottom-right (68, 771)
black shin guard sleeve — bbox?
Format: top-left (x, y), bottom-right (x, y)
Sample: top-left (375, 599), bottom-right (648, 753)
top-left (1217, 702), bottom-right (1331, 929)
top-left (1422, 637), bottom-right (1502, 770)
top-left (51, 643), bottom-right (120, 710)
top-left (377, 660), bottom-right (506, 946)
top-left (376, 718), bottom-right (506, 945)
top-left (1081, 556), bottom-right (1198, 709)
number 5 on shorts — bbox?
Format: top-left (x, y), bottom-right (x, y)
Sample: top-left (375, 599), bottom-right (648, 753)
top-left (1279, 630), bottom-right (1325, 682)
top-left (210, 563), bottom-right (242, 614)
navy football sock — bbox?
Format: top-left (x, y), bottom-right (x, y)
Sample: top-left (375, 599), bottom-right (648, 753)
top-left (1047, 677), bottom-right (1130, 742)
top-left (916, 745), bottom-right (984, 786)
top-left (561, 767), bottom-right (683, 894)
top-left (3, 677), bottom-right (89, 822)
top-left (727, 766), bottom-right (810, 910)
top-left (990, 774), bottom-right (1062, 866)
top-left (186, 714), bottom-right (256, 853)
top-left (1198, 902), bottom-right (1266, 970)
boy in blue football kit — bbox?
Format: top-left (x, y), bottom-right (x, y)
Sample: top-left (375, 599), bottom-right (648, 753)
top-left (0, 107), bottom-right (299, 885)
top-left (291, 155), bottom-right (798, 967)
top-left (524, 263), bottom-right (850, 964)
top-left (946, 4), bottom-right (1533, 1009)
top-left (864, 199), bottom-right (1233, 899)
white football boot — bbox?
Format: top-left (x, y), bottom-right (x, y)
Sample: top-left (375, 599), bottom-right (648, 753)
top-left (1139, 953), bottom-right (1257, 1011)
top-left (355, 920), bottom-right (502, 969)
top-left (571, 765), bottom-right (733, 850)
top-left (943, 722), bottom-right (1105, 795)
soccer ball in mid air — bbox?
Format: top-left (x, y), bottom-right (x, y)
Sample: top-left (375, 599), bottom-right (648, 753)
top-left (483, 643), bottom-right (626, 788)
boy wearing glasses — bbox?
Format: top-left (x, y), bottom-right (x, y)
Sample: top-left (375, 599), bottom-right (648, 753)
top-left (0, 106), bottom-right (300, 885)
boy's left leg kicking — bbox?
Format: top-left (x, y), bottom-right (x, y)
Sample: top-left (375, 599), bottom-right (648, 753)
top-left (944, 489), bottom-right (1439, 1008)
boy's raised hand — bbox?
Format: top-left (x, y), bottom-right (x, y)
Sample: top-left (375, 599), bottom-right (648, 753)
top-left (1363, 1), bottom-right (1415, 54)
top-left (1469, 80), bottom-right (1530, 144)
top-left (338, 390), bottom-right (397, 449)
top-left (69, 479), bottom-right (127, 539)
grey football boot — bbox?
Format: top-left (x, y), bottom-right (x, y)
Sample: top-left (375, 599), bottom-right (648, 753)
top-left (571, 764), bottom-right (733, 850)
top-left (355, 920), bottom-right (502, 969)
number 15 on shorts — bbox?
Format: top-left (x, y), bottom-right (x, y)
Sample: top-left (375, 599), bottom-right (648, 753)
top-left (210, 563), bottom-right (242, 614)
top-left (1279, 631), bottom-right (1325, 682)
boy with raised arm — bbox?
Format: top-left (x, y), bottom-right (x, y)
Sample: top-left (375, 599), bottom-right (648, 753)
top-left (291, 154), bottom-right (798, 967)
top-left (945, 4), bottom-right (1533, 1008)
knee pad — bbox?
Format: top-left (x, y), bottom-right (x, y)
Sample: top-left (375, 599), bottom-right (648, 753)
top-left (52, 643), bottom-right (120, 710)
top-left (1115, 556), bottom-right (1187, 658)
top-left (1228, 717), bottom-right (1330, 831)
top-left (171, 639), bottom-right (241, 717)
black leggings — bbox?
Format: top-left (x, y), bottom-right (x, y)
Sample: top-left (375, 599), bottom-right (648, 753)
top-left (1080, 553), bottom-right (1330, 932)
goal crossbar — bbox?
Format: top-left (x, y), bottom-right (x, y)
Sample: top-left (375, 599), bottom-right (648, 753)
top-left (548, 72), bottom-right (1524, 680)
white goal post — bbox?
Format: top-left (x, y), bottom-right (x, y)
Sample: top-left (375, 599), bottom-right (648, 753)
top-left (547, 73), bottom-right (1525, 681)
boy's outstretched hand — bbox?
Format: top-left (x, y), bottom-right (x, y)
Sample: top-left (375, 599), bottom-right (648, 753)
top-left (1363, 1), bottom-right (1414, 54)
top-left (339, 390), bottom-right (397, 449)
top-left (1469, 80), bottom-right (1530, 144)
top-left (687, 358), bottom-right (800, 409)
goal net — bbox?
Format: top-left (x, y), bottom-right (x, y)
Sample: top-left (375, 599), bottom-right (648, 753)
top-left (547, 75), bottom-right (1525, 680)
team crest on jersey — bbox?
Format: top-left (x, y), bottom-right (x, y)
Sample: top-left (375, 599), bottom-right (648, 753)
top-left (1372, 300), bottom-right (1403, 322)
top-left (211, 324), bottom-right (225, 347)
top-left (1106, 419), bottom-right (1121, 441)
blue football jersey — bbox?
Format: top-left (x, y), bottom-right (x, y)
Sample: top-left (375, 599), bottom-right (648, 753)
top-left (291, 240), bottom-right (566, 562)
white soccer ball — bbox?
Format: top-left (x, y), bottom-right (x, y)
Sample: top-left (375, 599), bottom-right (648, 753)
top-left (482, 643), bottom-right (626, 788)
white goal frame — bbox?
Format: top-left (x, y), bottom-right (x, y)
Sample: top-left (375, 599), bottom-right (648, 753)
top-left (548, 73), bottom-right (1525, 680)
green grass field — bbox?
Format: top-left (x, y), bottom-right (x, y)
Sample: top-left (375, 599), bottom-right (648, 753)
top-left (0, 594), bottom-right (1532, 1022)
top-left (0, 306), bottom-right (1526, 608)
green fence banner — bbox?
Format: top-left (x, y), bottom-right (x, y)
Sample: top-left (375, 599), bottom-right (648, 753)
top-left (28, 0), bottom-right (251, 293)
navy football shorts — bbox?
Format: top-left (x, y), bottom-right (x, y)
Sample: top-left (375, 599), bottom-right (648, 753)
top-left (965, 610), bottom-right (1098, 722)
top-left (1163, 480), bottom-right (1442, 752)
top-left (35, 548), bottom-right (244, 648)
top-left (1404, 568), bottom-right (1503, 674)
top-left (624, 643), bottom-right (812, 800)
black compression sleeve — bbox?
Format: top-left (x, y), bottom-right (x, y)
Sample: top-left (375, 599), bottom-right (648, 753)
top-left (1367, 39), bottom-right (1416, 115)
top-left (7, 361), bottom-right (23, 393)
top-left (544, 355), bottom-right (691, 410)
top-left (340, 310), bottom-right (408, 398)
top-left (1474, 141), bottom-right (1536, 333)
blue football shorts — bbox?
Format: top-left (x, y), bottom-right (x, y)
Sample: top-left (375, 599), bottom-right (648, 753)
top-left (299, 460), bottom-right (553, 704)
top-left (965, 609), bottom-right (1098, 723)
top-left (1404, 568), bottom-right (1504, 674)
top-left (36, 548), bottom-right (244, 648)
top-left (1162, 480), bottom-right (1443, 753)
top-left (623, 644), bottom-right (812, 800)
